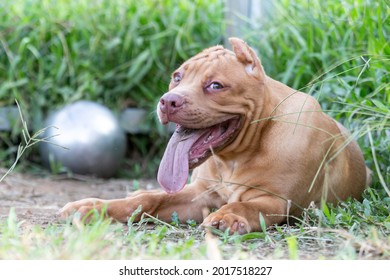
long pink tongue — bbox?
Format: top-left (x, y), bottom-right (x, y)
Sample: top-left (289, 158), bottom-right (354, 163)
top-left (157, 129), bottom-right (203, 194)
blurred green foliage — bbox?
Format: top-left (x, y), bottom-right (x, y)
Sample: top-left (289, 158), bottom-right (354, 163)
top-left (0, 0), bottom-right (224, 175)
top-left (0, 0), bottom-right (224, 130)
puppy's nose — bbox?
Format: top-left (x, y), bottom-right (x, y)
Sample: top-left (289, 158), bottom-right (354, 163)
top-left (159, 93), bottom-right (185, 114)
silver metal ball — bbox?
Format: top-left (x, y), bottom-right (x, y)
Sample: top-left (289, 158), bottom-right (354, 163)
top-left (40, 101), bottom-right (126, 178)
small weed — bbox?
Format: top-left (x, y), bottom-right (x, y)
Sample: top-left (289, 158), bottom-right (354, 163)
top-left (186, 219), bottom-right (197, 227)
top-left (0, 100), bottom-right (63, 182)
top-left (171, 212), bottom-right (180, 226)
top-left (286, 236), bottom-right (299, 260)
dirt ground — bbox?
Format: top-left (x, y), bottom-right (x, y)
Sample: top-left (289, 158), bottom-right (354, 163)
top-left (0, 168), bottom-right (158, 227)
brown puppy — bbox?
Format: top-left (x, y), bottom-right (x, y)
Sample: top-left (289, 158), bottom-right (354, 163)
top-left (60, 38), bottom-right (370, 234)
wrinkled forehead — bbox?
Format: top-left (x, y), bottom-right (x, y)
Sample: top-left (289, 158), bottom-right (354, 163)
top-left (178, 46), bottom-right (236, 73)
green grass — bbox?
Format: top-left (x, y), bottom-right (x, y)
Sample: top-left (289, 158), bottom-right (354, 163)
top-left (0, 0), bottom-right (224, 114)
top-left (0, 0), bottom-right (225, 173)
top-left (0, 187), bottom-right (388, 260)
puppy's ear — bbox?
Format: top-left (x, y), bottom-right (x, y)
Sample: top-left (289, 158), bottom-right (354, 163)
top-left (229, 37), bottom-right (265, 80)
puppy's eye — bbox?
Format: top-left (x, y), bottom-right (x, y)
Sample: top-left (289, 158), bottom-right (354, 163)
top-left (173, 73), bottom-right (182, 83)
top-left (208, 82), bottom-right (224, 90)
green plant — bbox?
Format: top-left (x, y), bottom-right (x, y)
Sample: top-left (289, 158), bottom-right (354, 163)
top-left (0, 0), bottom-right (224, 118)
top-left (0, 0), bottom-right (225, 173)
top-left (0, 100), bottom-right (61, 182)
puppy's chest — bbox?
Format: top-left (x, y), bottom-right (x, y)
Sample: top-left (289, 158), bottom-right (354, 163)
top-left (214, 183), bottom-right (247, 203)
top-left (209, 161), bottom-right (252, 203)
top-left (201, 157), bottom-right (257, 203)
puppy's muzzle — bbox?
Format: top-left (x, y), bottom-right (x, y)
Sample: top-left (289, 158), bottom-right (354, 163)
top-left (159, 93), bottom-right (185, 114)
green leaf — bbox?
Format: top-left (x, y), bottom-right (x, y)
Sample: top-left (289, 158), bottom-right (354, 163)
top-left (171, 211), bottom-right (179, 225)
top-left (372, 100), bottom-right (389, 112)
top-left (240, 232), bottom-right (266, 241)
top-left (286, 236), bottom-right (299, 260)
top-left (259, 212), bottom-right (267, 233)
top-left (322, 200), bottom-right (331, 220)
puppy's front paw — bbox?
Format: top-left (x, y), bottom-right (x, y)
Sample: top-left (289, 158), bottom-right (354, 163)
top-left (202, 212), bottom-right (251, 235)
top-left (58, 198), bottom-right (106, 222)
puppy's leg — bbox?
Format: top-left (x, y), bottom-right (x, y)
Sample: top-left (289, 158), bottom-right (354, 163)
top-left (202, 197), bottom-right (287, 234)
top-left (59, 184), bottom-right (222, 224)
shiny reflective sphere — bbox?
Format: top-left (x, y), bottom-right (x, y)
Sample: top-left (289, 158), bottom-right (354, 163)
top-left (40, 101), bottom-right (127, 178)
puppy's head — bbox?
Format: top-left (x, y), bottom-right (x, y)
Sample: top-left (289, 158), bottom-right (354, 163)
top-left (157, 38), bottom-right (266, 193)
